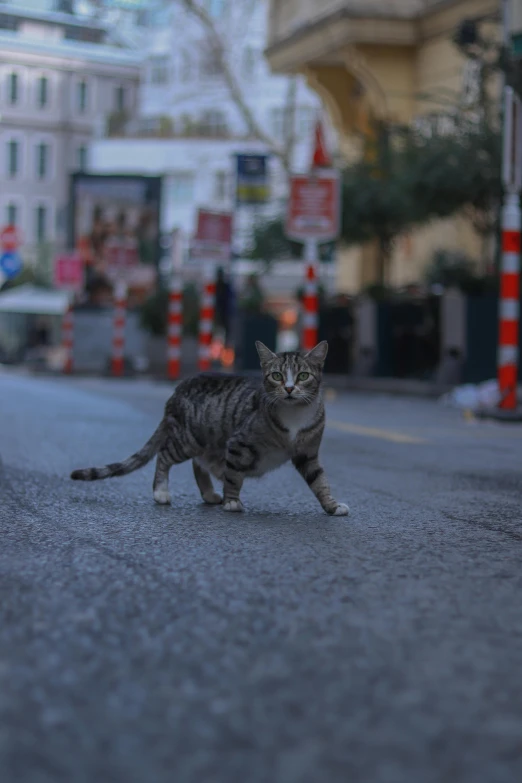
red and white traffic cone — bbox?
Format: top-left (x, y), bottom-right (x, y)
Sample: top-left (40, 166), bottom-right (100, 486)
top-left (167, 275), bottom-right (183, 380)
top-left (498, 192), bottom-right (521, 410)
top-left (302, 240), bottom-right (319, 351)
top-left (62, 303), bottom-right (74, 374)
top-left (198, 265), bottom-right (216, 372)
top-left (111, 282), bottom-right (127, 377)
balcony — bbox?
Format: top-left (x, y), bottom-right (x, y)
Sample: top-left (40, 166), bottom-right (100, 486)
top-left (267, 0), bottom-right (429, 72)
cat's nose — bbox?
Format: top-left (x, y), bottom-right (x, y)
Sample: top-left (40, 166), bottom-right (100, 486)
top-left (284, 386), bottom-right (295, 395)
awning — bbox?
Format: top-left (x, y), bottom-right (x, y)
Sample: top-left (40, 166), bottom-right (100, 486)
top-left (0, 284), bottom-right (71, 316)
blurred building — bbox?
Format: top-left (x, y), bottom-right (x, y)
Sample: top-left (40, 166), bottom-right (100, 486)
top-left (88, 0), bottom-right (324, 256)
top-left (0, 0), bottom-right (140, 264)
top-left (266, 0), bottom-right (501, 292)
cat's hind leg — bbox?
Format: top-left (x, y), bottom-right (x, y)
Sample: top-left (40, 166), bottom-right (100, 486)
top-left (153, 450), bottom-right (174, 504)
top-left (192, 459), bottom-right (222, 505)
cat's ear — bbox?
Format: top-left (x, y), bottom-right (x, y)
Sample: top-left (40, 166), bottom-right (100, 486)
top-left (255, 341), bottom-right (276, 366)
top-left (305, 341), bottom-right (328, 367)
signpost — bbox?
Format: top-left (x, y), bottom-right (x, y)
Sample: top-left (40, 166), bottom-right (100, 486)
top-left (286, 150), bottom-right (340, 351)
top-left (0, 224), bottom-right (22, 287)
top-left (54, 253), bottom-right (84, 293)
top-left (191, 209), bottom-right (233, 266)
top-left (498, 86), bottom-right (522, 411)
top-left (235, 154), bottom-right (270, 205)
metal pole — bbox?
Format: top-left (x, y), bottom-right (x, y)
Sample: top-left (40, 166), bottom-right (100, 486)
top-left (498, 2), bottom-right (522, 410)
top-left (198, 263), bottom-right (216, 372)
top-left (302, 238), bottom-right (319, 351)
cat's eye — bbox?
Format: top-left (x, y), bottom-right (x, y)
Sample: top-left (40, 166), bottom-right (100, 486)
top-left (297, 372), bottom-right (310, 382)
top-left (271, 372), bottom-right (283, 381)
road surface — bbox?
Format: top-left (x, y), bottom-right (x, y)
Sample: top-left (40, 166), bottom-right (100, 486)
top-left (1, 370), bottom-right (522, 783)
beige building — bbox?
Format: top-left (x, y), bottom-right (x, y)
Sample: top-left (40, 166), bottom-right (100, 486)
top-left (266, 0), bottom-right (500, 292)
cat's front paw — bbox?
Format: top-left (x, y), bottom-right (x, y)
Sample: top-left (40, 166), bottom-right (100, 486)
top-left (329, 503), bottom-right (350, 517)
top-left (223, 499), bottom-right (244, 513)
top-left (153, 489), bottom-right (172, 505)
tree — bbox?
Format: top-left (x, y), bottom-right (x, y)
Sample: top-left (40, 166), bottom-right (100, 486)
top-left (174, 0), bottom-right (300, 173)
top-left (339, 111), bottom-right (501, 284)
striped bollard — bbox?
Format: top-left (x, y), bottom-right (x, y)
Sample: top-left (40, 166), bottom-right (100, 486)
top-left (167, 275), bottom-right (183, 380)
top-left (111, 282), bottom-right (127, 377)
top-left (498, 192), bottom-right (521, 410)
top-left (62, 303), bottom-right (74, 374)
top-left (302, 239), bottom-right (319, 351)
top-left (198, 265), bottom-right (216, 372)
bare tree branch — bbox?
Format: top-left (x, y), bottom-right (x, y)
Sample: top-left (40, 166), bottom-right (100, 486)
top-left (176, 0), bottom-right (295, 172)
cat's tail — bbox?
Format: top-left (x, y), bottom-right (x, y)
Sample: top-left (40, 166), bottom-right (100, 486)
top-left (70, 422), bottom-right (166, 482)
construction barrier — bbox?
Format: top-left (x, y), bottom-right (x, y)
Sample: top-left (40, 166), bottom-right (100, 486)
top-left (111, 282), bottom-right (127, 377)
top-left (167, 275), bottom-right (183, 380)
top-left (62, 303), bottom-right (74, 374)
top-left (198, 265), bottom-right (216, 372)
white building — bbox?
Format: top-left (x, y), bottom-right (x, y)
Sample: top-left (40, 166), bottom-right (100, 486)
top-left (0, 1), bottom-right (140, 262)
top-left (89, 0), bottom-right (323, 256)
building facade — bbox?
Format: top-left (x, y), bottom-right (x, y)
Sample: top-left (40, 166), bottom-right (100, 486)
top-left (266, 0), bottom-right (501, 292)
top-left (0, 2), bottom-right (140, 263)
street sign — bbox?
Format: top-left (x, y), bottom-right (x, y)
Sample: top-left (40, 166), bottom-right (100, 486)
top-left (192, 209), bottom-right (233, 264)
top-left (236, 154), bottom-right (270, 205)
top-left (0, 224), bottom-right (22, 253)
top-left (54, 253), bottom-right (84, 293)
top-left (286, 170), bottom-right (341, 243)
top-left (0, 251), bottom-right (23, 280)
top-left (311, 120), bottom-right (332, 169)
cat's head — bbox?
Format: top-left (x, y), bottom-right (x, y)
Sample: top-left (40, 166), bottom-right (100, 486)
top-left (255, 341), bottom-right (328, 405)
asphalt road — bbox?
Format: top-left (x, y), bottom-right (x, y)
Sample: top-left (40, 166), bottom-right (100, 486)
top-left (1, 370), bottom-right (522, 783)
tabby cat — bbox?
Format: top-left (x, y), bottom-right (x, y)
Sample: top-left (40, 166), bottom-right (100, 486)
top-left (70, 341), bottom-right (349, 516)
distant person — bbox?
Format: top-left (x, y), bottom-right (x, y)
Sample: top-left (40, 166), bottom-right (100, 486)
top-left (215, 267), bottom-right (235, 345)
top-left (241, 273), bottom-right (264, 313)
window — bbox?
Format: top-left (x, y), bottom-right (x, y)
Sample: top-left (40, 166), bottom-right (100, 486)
top-left (214, 171), bottom-right (227, 202)
top-left (37, 76), bottom-right (48, 108)
top-left (170, 173), bottom-right (195, 203)
top-left (77, 145), bottom-right (87, 171)
top-left (8, 72), bottom-right (19, 105)
top-left (204, 0), bottom-right (227, 17)
top-left (115, 85), bottom-right (126, 112)
top-left (36, 143), bottom-right (49, 180)
top-left (77, 80), bottom-right (87, 113)
top-left (243, 47), bottom-right (257, 79)
top-left (7, 140), bottom-right (19, 178)
top-left (200, 47), bottom-right (221, 79)
top-left (6, 203), bottom-right (18, 226)
top-left (35, 205), bottom-right (47, 243)
top-left (150, 56), bottom-right (169, 85)
top-left (200, 109), bottom-right (227, 136)
top-left (180, 52), bottom-right (192, 81)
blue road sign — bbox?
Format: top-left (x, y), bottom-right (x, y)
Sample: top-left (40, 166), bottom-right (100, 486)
top-left (0, 251), bottom-right (23, 279)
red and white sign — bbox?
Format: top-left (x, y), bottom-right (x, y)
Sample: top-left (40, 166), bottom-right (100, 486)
top-left (311, 119), bottom-right (332, 169)
top-left (1, 224), bottom-right (22, 253)
top-left (54, 253), bottom-right (84, 293)
top-left (286, 170), bottom-right (340, 243)
top-left (192, 209), bottom-right (233, 263)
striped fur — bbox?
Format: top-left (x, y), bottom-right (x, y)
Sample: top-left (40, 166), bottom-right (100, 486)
top-left (69, 341), bottom-right (349, 516)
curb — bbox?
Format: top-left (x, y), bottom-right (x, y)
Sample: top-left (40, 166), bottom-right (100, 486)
top-left (474, 407), bottom-right (522, 423)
